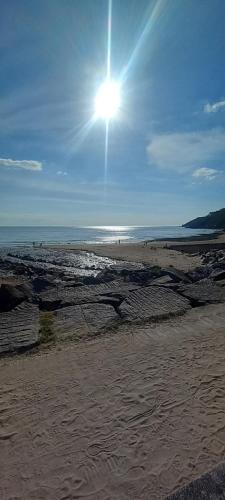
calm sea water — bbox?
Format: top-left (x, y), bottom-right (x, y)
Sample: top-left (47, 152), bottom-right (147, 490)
top-left (0, 226), bottom-right (215, 247)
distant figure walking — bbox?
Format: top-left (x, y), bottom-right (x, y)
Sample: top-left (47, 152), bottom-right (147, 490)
top-left (32, 241), bottom-right (35, 248)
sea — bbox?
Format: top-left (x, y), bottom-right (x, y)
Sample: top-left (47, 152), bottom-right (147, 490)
top-left (0, 225), bottom-right (215, 247)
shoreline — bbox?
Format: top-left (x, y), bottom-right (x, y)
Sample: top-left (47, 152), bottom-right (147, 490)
top-left (43, 231), bottom-right (225, 271)
top-left (1, 228), bottom-right (225, 250)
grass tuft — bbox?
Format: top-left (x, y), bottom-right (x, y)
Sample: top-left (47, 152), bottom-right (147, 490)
top-left (40, 312), bottom-right (56, 344)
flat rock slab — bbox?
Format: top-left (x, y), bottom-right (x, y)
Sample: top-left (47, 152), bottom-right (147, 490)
top-left (179, 280), bottom-right (225, 305)
top-left (0, 302), bottom-right (40, 354)
top-left (119, 286), bottom-right (190, 322)
top-left (54, 303), bottom-right (119, 338)
top-left (39, 281), bottom-right (140, 310)
top-left (166, 461), bottom-right (225, 499)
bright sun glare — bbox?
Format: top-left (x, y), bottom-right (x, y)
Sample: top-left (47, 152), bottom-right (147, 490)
top-left (95, 80), bottom-right (121, 120)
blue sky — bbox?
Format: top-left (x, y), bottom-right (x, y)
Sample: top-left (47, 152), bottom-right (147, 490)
top-left (0, 0), bottom-right (225, 226)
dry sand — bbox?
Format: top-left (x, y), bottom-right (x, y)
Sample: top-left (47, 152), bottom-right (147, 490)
top-left (1, 303), bottom-right (225, 499)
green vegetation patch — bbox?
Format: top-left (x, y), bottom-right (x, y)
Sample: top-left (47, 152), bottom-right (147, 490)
top-left (40, 312), bottom-right (56, 344)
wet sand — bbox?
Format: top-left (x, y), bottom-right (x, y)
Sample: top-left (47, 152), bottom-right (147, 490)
top-left (47, 243), bottom-right (202, 271)
top-left (1, 302), bottom-right (225, 499)
top-left (46, 232), bottom-right (225, 272)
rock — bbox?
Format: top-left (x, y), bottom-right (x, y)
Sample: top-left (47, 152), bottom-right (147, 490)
top-left (95, 268), bottom-right (118, 283)
top-left (166, 460), bottom-right (225, 500)
top-left (162, 268), bottom-right (191, 284)
top-left (95, 264), bottom-right (166, 286)
top-left (178, 279), bottom-right (225, 305)
top-left (210, 269), bottom-right (225, 281)
top-left (82, 275), bottom-right (102, 285)
top-left (64, 281), bottom-right (84, 288)
top-left (119, 286), bottom-right (191, 322)
top-left (54, 303), bottom-right (119, 338)
top-left (120, 267), bottom-right (162, 284)
top-left (32, 276), bottom-right (54, 293)
top-left (0, 283), bottom-right (31, 312)
top-left (217, 279), bottom-right (225, 287)
top-left (39, 281), bottom-right (140, 310)
top-left (0, 303), bottom-right (40, 354)
top-left (187, 266), bottom-right (211, 282)
top-left (201, 249), bottom-right (225, 271)
top-left (151, 275), bottom-right (174, 286)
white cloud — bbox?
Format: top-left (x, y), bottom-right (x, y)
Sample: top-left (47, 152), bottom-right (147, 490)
top-left (192, 167), bottom-right (219, 181)
top-left (0, 158), bottom-right (42, 171)
top-left (204, 100), bottom-right (225, 113)
top-left (147, 129), bottom-right (225, 172)
top-left (57, 170), bottom-right (68, 176)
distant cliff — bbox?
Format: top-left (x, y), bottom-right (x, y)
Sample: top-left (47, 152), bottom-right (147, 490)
top-left (183, 208), bottom-right (225, 229)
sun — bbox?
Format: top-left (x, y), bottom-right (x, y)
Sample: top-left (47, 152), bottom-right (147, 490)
top-left (95, 80), bottom-right (121, 120)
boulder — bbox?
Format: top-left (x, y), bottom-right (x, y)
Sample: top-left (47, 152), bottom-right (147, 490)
top-left (39, 281), bottom-right (140, 310)
top-left (162, 268), bottom-right (191, 284)
top-left (187, 266), bottom-right (211, 283)
top-left (178, 279), bottom-right (225, 305)
top-left (119, 286), bottom-right (191, 322)
top-left (54, 303), bottom-right (119, 339)
top-left (0, 303), bottom-right (40, 354)
top-left (120, 267), bottom-right (161, 284)
top-left (0, 283), bottom-right (31, 312)
top-left (210, 269), bottom-right (225, 281)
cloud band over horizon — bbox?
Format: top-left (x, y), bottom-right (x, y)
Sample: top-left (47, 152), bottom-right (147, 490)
top-left (0, 158), bottom-right (42, 171)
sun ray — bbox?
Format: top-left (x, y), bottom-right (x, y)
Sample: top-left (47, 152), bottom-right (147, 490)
top-left (70, 115), bottom-right (97, 152)
top-left (120, 0), bottom-right (164, 82)
top-left (104, 0), bottom-right (113, 195)
top-left (107, 0), bottom-right (112, 80)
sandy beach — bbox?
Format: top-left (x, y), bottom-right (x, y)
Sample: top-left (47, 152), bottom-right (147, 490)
top-left (1, 237), bottom-right (225, 498)
top-left (1, 302), bottom-right (225, 499)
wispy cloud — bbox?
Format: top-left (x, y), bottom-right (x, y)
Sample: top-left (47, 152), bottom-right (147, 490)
top-left (204, 100), bottom-right (225, 113)
top-left (0, 158), bottom-right (42, 171)
top-left (57, 170), bottom-right (68, 176)
top-left (192, 167), bottom-right (219, 181)
top-left (147, 129), bottom-right (225, 172)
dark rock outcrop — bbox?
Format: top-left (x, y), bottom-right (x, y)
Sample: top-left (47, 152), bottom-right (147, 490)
top-left (178, 280), bottom-right (225, 305)
top-left (210, 269), bottom-right (225, 281)
top-left (0, 303), bottom-right (40, 354)
top-left (32, 276), bottom-right (55, 293)
top-left (119, 286), bottom-right (191, 322)
top-left (38, 281), bottom-right (140, 310)
top-left (0, 283), bottom-right (31, 312)
top-left (162, 268), bottom-right (191, 284)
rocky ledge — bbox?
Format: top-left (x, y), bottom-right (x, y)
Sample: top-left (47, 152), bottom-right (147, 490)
top-left (0, 248), bottom-right (225, 355)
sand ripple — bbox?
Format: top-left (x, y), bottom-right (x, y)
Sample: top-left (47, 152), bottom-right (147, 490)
top-left (1, 303), bottom-right (225, 498)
